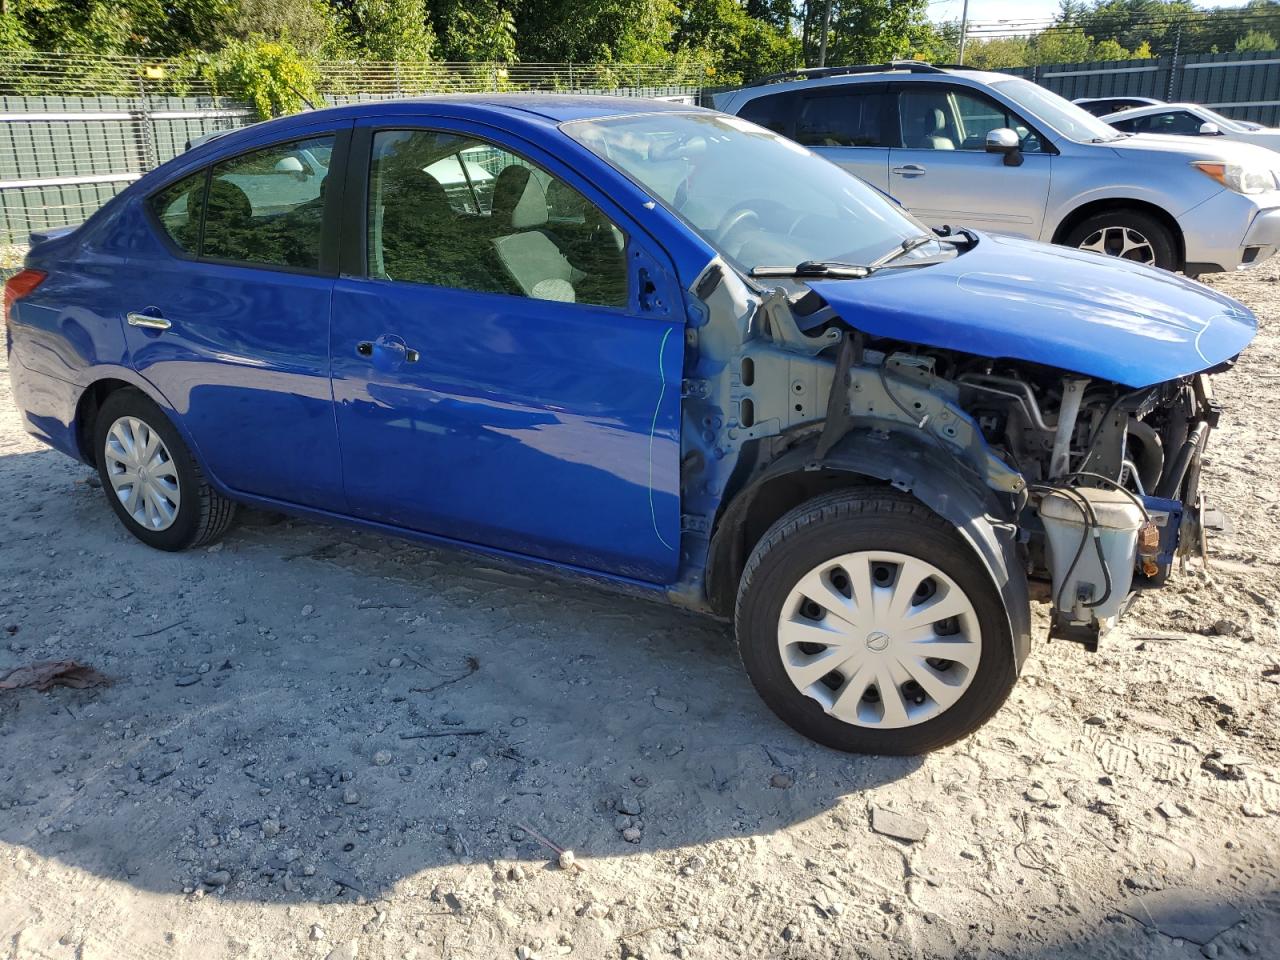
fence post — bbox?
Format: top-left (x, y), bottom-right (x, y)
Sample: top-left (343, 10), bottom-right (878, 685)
top-left (134, 63), bottom-right (158, 173)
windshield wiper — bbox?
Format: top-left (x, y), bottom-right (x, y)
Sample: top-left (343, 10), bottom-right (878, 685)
top-left (750, 232), bottom-right (972, 282)
top-left (749, 260), bottom-right (871, 279)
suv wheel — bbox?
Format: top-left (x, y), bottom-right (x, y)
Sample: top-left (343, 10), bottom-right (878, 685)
top-left (1064, 208), bottom-right (1177, 271)
top-left (735, 490), bottom-right (1017, 755)
top-left (93, 389), bottom-right (236, 551)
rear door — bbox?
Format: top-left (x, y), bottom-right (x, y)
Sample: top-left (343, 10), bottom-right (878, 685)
top-left (328, 117), bottom-right (684, 583)
top-left (123, 123), bottom-right (349, 511)
top-left (886, 82), bottom-right (1053, 237)
top-left (737, 85), bottom-right (892, 192)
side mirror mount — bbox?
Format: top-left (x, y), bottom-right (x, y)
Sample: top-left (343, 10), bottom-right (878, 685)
top-left (1199, 122), bottom-right (1221, 136)
top-left (986, 127), bottom-right (1024, 167)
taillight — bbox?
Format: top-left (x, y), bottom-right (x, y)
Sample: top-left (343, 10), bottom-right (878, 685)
top-left (3, 268), bottom-right (46, 327)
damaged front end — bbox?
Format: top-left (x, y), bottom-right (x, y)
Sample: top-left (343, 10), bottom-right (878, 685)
top-left (680, 241), bottom-right (1253, 657)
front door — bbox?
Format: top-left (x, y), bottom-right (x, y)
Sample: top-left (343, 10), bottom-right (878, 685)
top-left (887, 83), bottom-right (1053, 238)
top-left (329, 120), bottom-right (683, 583)
top-left (123, 126), bottom-right (347, 511)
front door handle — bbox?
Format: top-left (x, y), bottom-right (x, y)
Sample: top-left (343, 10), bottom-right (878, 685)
top-left (892, 164), bottom-right (926, 177)
top-left (127, 311), bottom-right (171, 331)
top-left (357, 335), bottom-right (420, 368)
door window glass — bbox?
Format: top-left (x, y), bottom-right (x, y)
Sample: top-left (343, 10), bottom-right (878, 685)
top-left (150, 170), bottom-right (206, 253)
top-left (1132, 110), bottom-right (1204, 135)
top-left (201, 135), bottom-right (334, 269)
top-left (899, 88), bottom-right (1044, 153)
top-left (795, 91), bottom-right (886, 147)
top-left (367, 129), bottom-right (627, 307)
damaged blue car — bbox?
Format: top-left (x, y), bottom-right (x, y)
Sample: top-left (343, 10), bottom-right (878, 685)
top-left (5, 97), bottom-right (1255, 754)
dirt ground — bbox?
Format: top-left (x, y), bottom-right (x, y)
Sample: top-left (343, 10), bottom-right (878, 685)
top-left (1, 261), bottom-right (1278, 960)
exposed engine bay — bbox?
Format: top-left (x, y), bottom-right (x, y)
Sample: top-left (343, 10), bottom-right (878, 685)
top-left (682, 258), bottom-right (1234, 652)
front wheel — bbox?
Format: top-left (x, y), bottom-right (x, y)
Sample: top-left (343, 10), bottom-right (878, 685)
top-left (93, 389), bottom-right (236, 551)
top-left (734, 490), bottom-right (1017, 755)
top-left (1063, 208), bottom-right (1178, 271)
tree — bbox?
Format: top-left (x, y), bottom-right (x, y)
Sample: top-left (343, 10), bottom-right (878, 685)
top-left (1235, 27), bottom-right (1276, 49)
top-left (225, 0), bottom-right (345, 58)
top-left (430, 0), bottom-right (516, 61)
top-left (333, 0), bottom-right (435, 60)
top-left (675, 0), bottom-right (799, 82)
top-left (801, 0), bottom-right (935, 66)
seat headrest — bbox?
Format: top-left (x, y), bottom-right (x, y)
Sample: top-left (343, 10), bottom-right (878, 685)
top-left (492, 165), bottom-right (548, 229)
top-left (929, 108), bottom-right (946, 133)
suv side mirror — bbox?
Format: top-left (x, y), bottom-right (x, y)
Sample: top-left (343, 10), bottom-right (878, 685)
top-left (1199, 122), bottom-right (1221, 136)
top-left (986, 128), bottom-right (1023, 167)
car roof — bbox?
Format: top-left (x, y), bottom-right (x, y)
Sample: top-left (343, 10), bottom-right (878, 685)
top-left (183, 94), bottom-right (707, 160)
top-left (1101, 102), bottom-right (1205, 120)
top-left (716, 62), bottom-right (1014, 107)
top-left (1075, 96), bottom-right (1161, 104)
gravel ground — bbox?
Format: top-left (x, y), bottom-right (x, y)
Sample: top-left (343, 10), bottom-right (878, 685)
top-left (1, 262), bottom-right (1278, 960)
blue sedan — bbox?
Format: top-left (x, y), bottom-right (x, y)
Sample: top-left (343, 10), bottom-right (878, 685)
top-left (5, 96), bottom-right (1254, 754)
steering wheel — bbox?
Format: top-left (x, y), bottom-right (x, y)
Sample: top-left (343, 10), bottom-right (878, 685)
top-left (713, 202), bottom-right (763, 244)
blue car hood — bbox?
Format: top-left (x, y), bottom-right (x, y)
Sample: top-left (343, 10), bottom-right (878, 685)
top-left (805, 233), bottom-right (1256, 388)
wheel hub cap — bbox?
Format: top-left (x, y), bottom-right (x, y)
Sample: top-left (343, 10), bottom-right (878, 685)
top-left (1078, 225), bottom-right (1155, 265)
top-left (103, 416), bottom-right (181, 532)
top-left (777, 551), bottom-right (983, 729)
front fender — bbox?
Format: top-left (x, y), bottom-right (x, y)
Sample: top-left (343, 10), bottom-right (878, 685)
top-left (709, 430), bottom-right (1033, 670)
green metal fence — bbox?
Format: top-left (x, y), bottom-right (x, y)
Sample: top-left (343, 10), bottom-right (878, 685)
top-left (0, 53), bottom-right (705, 244)
top-left (1000, 49), bottom-right (1280, 126)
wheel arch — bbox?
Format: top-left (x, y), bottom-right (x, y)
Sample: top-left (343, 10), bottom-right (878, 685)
top-left (705, 430), bottom-right (1032, 669)
top-left (1051, 198), bottom-right (1185, 269)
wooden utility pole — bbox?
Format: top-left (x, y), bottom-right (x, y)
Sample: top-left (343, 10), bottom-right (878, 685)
top-left (958, 0), bottom-right (971, 64)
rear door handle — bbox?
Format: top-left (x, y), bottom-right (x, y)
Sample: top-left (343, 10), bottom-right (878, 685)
top-left (127, 311), bottom-right (170, 331)
top-left (357, 336), bottom-right (420, 365)
top-left (892, 164), bottom-right (926, 177)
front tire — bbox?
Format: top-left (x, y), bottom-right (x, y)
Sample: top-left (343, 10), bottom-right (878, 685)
top-left (734, 490), bottom-right (1017, 755)
top-left (1063, 208), bottom-right (1178, 271)
top-left (93, 389), bottom-right (235, 551)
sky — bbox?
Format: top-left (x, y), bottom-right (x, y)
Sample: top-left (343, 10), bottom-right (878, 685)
top-left (929, 0), bottom-right (1255, 28)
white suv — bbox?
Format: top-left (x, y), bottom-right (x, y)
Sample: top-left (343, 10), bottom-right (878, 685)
top-left (714, 61), bottom-right (1280, 275)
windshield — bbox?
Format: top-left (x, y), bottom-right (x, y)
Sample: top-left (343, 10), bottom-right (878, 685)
top-left (1195, 107), bottom-right (1251, 133)
top-left (992, 77), bottom-right (1124, 143)
top-left (564, 112), bottom-right (935, 274)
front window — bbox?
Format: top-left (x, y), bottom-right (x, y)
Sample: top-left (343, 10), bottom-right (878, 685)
top-left (367, 129), bottom-right (628, 307)
top-left (899, 87), bottom-right (1047, 153)
top-left (992, 78), bottom-right (1122, 143)
top-left (565, 112), bottom-right (932, 274)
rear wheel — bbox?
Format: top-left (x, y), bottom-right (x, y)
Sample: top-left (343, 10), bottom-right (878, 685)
top-left (1063, 208), bottom-right (1178, 271)
top-left (734, 490), bottom-right (1017, 755)
top-left (93, 389), bottom-right (235, 551)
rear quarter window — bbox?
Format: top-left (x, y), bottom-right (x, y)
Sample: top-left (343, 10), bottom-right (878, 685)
top-left (737, 92), bottom-right (795, 135)
top-left (150, 171), bottom-right (206, 254)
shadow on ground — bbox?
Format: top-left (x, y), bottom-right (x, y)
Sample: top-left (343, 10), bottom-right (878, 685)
top-left (0, 447), bottom-right (921, 904)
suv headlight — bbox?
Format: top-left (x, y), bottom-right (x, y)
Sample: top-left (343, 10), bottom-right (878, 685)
top-left (1193, 160), bottom-right (1279, 195)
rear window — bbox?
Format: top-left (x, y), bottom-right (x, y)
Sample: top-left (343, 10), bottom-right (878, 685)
top-left (737, 92), bottom-right (795, 135)
top-left (795, 91), bottom-right (886, 147)
top-left (148, 135), bottom-right (335, 271)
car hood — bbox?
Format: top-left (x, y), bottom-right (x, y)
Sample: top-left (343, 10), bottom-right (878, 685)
top-left (804, 233), bottom-right (1256, 388)
top-left (1106, 132), bottom-right (1280, 166)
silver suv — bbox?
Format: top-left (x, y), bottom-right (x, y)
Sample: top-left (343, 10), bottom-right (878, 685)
top-left (714, 62), bottom-right (1280, 275)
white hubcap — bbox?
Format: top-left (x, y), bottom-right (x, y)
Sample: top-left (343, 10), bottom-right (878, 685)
top-left (1078, 225), bottom-right (1155, 265)
top-left (104, 416), bottom-right (181, 531)
top-left (777, 551), bottom-right (982, 729)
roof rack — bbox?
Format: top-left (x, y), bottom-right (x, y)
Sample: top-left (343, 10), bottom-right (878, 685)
top-left (744, 60), bottom-right (948, 89)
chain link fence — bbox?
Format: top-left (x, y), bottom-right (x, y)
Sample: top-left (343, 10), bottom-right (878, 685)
top-left (0, 52), bottom-right (706, 246)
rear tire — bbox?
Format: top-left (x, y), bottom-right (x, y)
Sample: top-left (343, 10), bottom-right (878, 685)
top-left (1063, 208), bottom-right (1178, 271)
top-left (734, 490), bottom-right (1017, 755)
top-left (93, 389), bottom-right (235, 551)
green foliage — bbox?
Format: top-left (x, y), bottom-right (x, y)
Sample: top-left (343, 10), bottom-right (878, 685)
top-left (334, 0), bottom-right (435, 60)
top-left (800, 0), bottom-right (936, 66)
top-left (1235, 27), bottom-right (1276, 49)
top-left (431, 0), bottom-right (516, 62)
top-left (211, 38), bottom-right (322, 118)
top-left (675, 0), bottom-right (799, 82)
